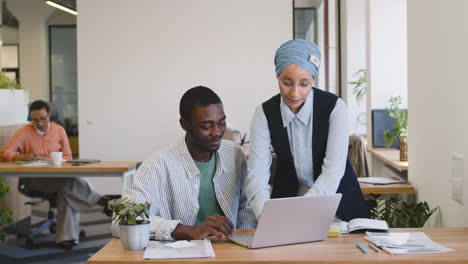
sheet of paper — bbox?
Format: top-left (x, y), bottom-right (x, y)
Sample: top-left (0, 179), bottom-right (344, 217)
top-left (358, 177), bottom-right (405, 185)
top-left (166, 240), bottom-right (197, 249)
top-left (365, 232), bottom-right (454, 254)
top-left (21, 162), bottom-right (52, 167)
top-left (143, 239), bottom-right (215, 259)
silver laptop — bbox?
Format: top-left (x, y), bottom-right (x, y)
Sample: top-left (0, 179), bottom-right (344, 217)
top-left (230, 194), bottom-right (342, 249)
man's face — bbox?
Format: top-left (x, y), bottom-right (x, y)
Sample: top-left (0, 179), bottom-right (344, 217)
top-left (183, 103), bottom-right (226, 153)
top-left (30, 108), bottom-right (51, 132)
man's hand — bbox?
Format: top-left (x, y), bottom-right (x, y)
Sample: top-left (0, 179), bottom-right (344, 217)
top-left (13, 153), bottom-right (39, 161)
top-left (191, 214), bottom-right (234, 239)
top-left (171, 214), bottom-right (234, 240)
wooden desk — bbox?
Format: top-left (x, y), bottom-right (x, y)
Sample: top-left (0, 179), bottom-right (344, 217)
top-left (367, 147), bottom-right (408, 172)
top-left (359, 181), bottom-right (415, 195)
top-left (87, 228), bottom-right (468, 264)
top-left (0, 161), bottom-right (137, 190)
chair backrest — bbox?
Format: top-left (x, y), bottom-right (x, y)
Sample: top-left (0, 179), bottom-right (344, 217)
top-left (0, 123), bottom-right (27, 149)
top-left (17, 179), bottom-right (57, 208)
top-left (348, 134), bottom-right (369, 178)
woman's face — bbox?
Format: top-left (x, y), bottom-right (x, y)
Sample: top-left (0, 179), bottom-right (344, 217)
top-left (278, 64), bottom-right (314, 114)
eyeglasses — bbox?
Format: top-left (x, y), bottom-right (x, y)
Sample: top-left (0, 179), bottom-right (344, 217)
top-left (279, 79), bottom-right (313, 89)
top-left (31, 118), bottom-right (50, 124)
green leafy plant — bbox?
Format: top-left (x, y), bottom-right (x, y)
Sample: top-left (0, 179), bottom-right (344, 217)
top-left (369, 196), bottom-right (438, 228)
top-left (108, 197), bottom-right (150, 225)
top-left (383, 95), bottom-right (408, 148)
top-left (0, 181), bottom-right (16, 241)
top-left (0, 71), bottom-right (22, 90)
top-left (348, 69), bottom-right (367, 105)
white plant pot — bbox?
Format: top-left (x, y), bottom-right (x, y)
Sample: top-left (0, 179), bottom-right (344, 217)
top-left (119, 223), bottom-right (150, 250)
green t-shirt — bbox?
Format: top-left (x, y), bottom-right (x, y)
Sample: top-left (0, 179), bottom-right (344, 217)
top-left (194, 154), bottom-right (224, 225)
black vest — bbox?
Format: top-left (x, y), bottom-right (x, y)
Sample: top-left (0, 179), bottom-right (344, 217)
top-left (262, 88), bottom-right (368, 221)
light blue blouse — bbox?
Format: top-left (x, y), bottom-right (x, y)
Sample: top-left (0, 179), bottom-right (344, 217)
top-left (245, 90), bottom-right (349, 218)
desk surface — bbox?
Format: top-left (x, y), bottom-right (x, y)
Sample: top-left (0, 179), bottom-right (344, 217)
top-left (87, 228), bottom-right (468, 264)
top-left (359, 180), bottom-right (415, 195)
top-left (368, 147), bottom-right (408, 172)
top-left (0, 161), bottom-right (137, 174)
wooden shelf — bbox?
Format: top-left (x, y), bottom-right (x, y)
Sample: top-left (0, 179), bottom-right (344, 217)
top-left (367, 147), bottom-right (408, 172)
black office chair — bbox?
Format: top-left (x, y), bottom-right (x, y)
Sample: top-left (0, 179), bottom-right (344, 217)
top-left (17, 179), bottom-right (85, 248)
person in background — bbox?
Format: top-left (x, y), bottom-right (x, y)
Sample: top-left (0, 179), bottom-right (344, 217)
top-left (245, 40), bottom-right (368, 222)
top-left (0, 100), bottom-right (112, 249)
top-left (112, 86), bottom-right (256, 240)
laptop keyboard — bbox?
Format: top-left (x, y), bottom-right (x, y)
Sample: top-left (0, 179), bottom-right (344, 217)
top-left (230, 234), bottom-right (254, 246)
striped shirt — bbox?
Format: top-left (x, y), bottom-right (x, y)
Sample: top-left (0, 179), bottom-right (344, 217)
top-left (111, 138), bottom-right (257, 240)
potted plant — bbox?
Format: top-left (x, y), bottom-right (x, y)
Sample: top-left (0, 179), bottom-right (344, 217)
top-left (348, 68), bottom-right (367, 105)
top-left (0, 180), bottom-right (15, 241)
top-left (108, 197), bottom-right (150, 250)
top-left (369, 196), bottom-right (438, 228)
top-left (383, 95), bottom-right (408, 161)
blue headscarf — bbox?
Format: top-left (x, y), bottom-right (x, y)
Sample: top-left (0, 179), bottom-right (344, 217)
top-left (274, 39), bottom-right (321, 79)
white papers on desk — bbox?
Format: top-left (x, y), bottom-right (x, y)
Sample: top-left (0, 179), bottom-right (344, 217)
top-left (143, 239), bottom-right (215, 259)
top-left (365, 232), bottom-right (454, 254)
top-left (358, 177), bottom-right (405, 185)
top-left (20, 162), bottom-right (53, 167)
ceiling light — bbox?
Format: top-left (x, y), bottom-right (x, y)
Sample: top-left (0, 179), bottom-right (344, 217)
top-left (46, 1), bottom-right (77, 16)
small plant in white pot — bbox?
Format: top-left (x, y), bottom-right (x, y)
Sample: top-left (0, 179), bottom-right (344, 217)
top-left (108, 198), bottom-right (150, 250)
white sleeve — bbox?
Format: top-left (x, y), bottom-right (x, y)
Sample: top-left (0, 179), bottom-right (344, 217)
top-left (245, 105), bottom-right (273, 218)
top-left (305, 98), bottom-right (349, 196)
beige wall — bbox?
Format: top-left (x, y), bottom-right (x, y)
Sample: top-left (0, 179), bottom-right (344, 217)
top-left (407, 0), bottom-right (468, 227)
top-left (7, 0), bottom-right (55, 102)
top-left (77, 0), bottom-right (292, 193)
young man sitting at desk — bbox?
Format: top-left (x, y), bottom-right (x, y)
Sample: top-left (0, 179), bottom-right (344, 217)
top-left (112, 86), bottom-right (257, 240)
top-left (0, 100), bottom-right (113, 249)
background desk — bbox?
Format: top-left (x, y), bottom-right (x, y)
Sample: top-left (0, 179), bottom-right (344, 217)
top-left (359, 181), bottom-right (415, 195)
top-left (0, 161), bottom-right (137, 192)
top-left (367, 147), bottom-right (408, 173)
top-left (87, 228), bottom-right (468, 264)
top-left (0, 161), bottom-right (137, 225)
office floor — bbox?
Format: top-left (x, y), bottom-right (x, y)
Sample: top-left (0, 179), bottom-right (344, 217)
top-left (0, 200), bottom-right (112, 264)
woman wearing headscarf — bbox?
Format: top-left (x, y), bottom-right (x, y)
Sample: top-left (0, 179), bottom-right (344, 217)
top-left (245, 40), bottom-right (368, 222)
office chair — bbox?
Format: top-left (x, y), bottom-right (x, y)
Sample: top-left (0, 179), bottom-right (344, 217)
top-left (17, 179), bottom-right (85, 248)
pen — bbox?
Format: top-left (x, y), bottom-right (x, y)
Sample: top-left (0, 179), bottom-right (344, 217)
top-left (368, 242), bottom-right (381, 253)
top-left (356, 242), bottom-right (368, 253)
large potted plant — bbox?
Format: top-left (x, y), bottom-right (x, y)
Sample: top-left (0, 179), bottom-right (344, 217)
top-left (0, 181), bottom-right (15, 241)
top-left (369, 196), bottom-right (438, 228)
top-left (348, 68), bottom-right (367, 106)
top-left (383, 95), bottom-right (408, 161)
top-left (108, 198), bottom-right (150, 250)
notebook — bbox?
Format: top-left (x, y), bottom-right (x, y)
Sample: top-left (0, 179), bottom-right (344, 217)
top-left (342, 218), bottom-right (389, 233)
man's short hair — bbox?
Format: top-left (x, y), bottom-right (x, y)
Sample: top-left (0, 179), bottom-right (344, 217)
top-left (29, 100), bottom-right (50, 114)
top-left (179, 86), bottom-right (222, 122)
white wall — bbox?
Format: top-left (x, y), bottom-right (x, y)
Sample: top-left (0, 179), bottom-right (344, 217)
top-left (78, 0), bottom-right (292, 193)
top-left (48, 10), bottom-right (76, 25)
top-left (341, 0), bottom-right (366, 135)
top-left (2, 26), bottom-right (19, 44)
top-left (366, 0), bottom-right (407, 110)
top-left (407, 0), bottom-right (468, 227)
top-left (365, 0), bottom-right (407, 176)
top-left (7, 0), bottom-right (54, 102)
